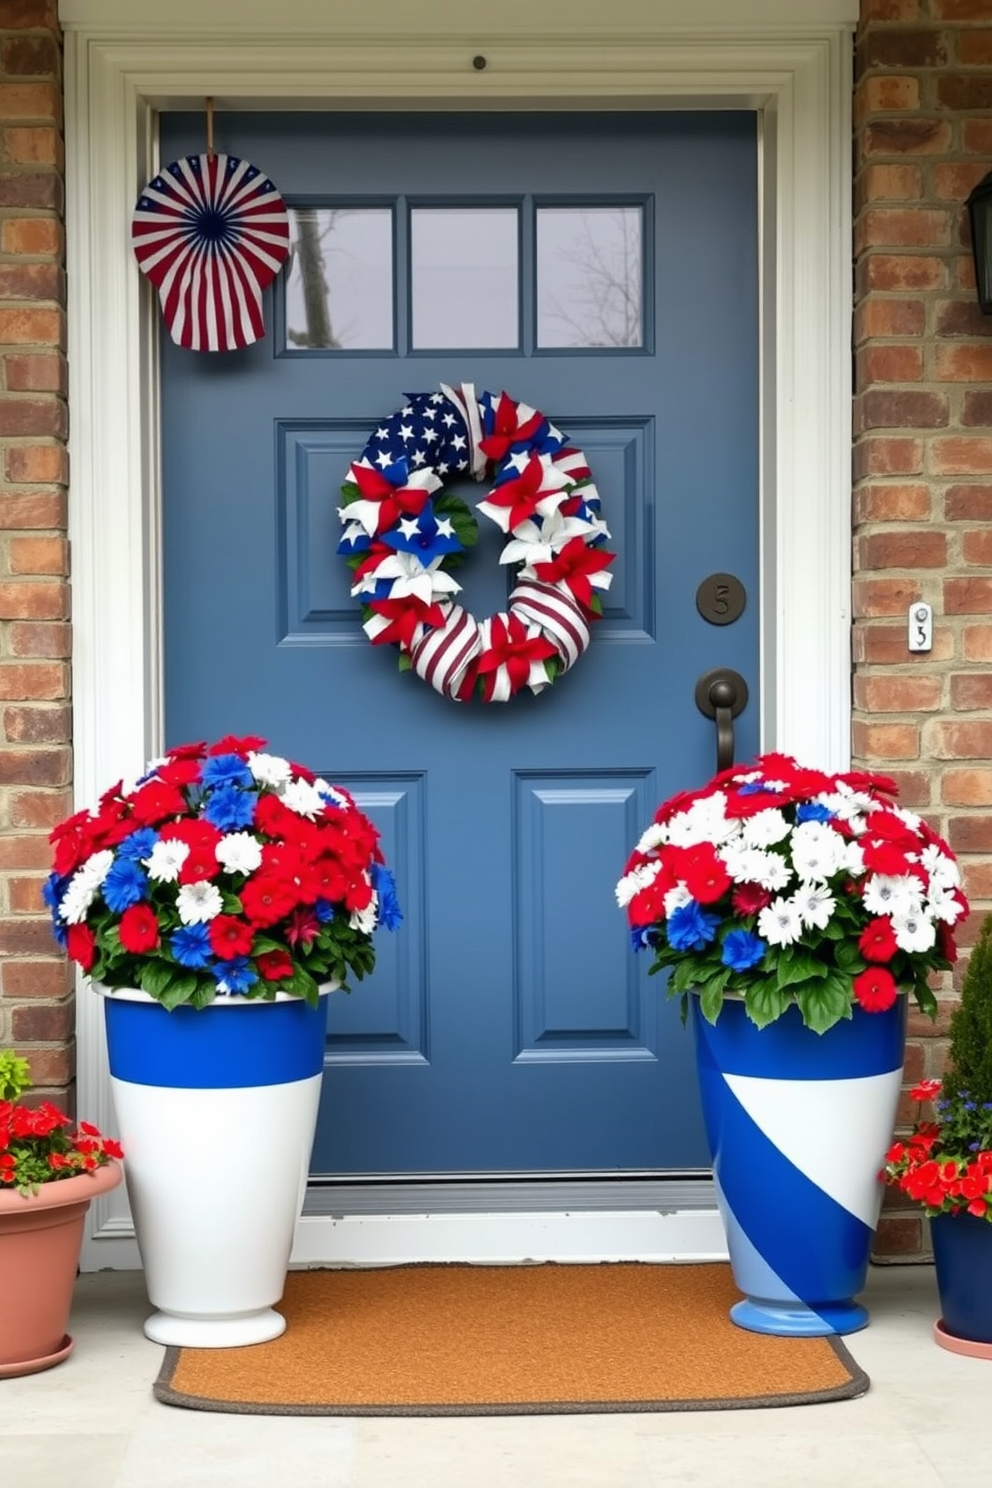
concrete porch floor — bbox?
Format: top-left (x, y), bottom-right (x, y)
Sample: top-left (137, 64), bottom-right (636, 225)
top-left (0, 1264), bottom-right (984, 1487)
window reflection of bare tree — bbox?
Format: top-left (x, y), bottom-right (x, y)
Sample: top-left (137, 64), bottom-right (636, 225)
top-left (287, 209), bottom-right (359, 349)
top-left (542, 211), bottom-right (642, 348)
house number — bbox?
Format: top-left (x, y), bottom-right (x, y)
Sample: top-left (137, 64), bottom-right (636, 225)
top-left (695, 573), bottom-right (747, 626)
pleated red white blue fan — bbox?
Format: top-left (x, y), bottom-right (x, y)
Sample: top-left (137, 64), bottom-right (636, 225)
top-left (132, 154), bottom-right (290, 352)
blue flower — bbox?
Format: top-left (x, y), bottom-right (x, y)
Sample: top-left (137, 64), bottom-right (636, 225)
top-left (796, 802), bottom-right (833, 823)
top-left (42, 871), bottom-right (67, 913)
top-left (666, 902), bottom-right (721, 952)
top-left (102, 858), bottom-right (148, 913)
top-left (371, 863), bottom-right (403, 931)
top-left (116, 827), bottom-right (159, 862)
top-left (203, 782), bottom-right (257, 832)
top-left (170, 924), bottom-right (213, 969)
top-left (212, 956), bottom-right (257, 995)
top-left (631, 925), bottom-right (659, 952)
top-left (201, 753), bottom-right (254, 790)
top-left (721, 929), bottom-right (767, 972)
top-left (314, 898), bottom-right (334, 922)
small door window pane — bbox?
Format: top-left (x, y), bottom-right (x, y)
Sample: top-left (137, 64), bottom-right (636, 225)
top-left (537, 206), bottom-right (643, 348)
top-left (285, 208), bottom-right (393, 350)
top-left (411, 208), bottom-right (519, 349)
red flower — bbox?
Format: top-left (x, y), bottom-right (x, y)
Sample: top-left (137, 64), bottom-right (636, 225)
top-left (207, 734), bottom-right (267, 757)
top-left (65, 922), bottom-right (96, 972)
top-left (859, 916), bottom-right (898, 963)
top-left (161, 819), bottom-right (222, 884)
top-left (853, 965), bottom-right (898, 1012)
top-left (678, 843), bottom-right (732, 905)
top-left (128, 778), bottom-right (189, 826)
top-left (532, 536), bottom-right (615, 615)
top-left (732, 882), bottom-right (772, 915)
top-left (257, 949), bottom-right (294, 981)
top-left (208, 914), bottom-right (255, 960)
top-left (240, 873), bottom-right (299, 927)
top-left (477, 391), bottom-right (545, 464)
top-left (118, 902), bottom-right (160, 954)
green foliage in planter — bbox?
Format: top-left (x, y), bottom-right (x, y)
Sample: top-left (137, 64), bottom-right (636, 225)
top-left (944, 912), bottom-right (992, 1111)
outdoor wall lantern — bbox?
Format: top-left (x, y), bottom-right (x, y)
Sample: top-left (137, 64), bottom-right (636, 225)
top-left (967, 170), bottom-right (992, 315)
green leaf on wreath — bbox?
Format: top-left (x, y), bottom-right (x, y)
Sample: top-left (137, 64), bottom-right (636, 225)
top-left (398, 652), bottom-right (413, 672)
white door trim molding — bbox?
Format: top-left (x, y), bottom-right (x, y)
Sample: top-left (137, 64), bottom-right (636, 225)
top-left (62, 11), bottom-right (853, 1269)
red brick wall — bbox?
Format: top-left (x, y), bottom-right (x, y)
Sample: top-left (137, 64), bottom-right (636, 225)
top-left (0, 0), bottom-right (71, 1103)
top-left (854, 0), bottom-right (992, 1258)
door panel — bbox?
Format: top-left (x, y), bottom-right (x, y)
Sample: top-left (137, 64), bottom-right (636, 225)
top-left (160, 111), bottom-right (759, 1176)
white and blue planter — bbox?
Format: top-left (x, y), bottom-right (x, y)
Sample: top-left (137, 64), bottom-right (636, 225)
top-left (692, 993), bottom-right (907, 1337)
top-left (99, 984), bottom-right (330, 1349)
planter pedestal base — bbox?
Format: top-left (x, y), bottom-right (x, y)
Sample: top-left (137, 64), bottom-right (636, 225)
top-left (732, 1298), bottom-right (869, 1338)
top-left (143, 1308), bottom-right (287, 1349)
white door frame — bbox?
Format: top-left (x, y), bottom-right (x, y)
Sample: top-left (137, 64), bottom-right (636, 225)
top-left (60, 0), bottom-right (856, 1269)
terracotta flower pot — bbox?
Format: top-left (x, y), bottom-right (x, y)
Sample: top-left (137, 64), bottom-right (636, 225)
top-left (0, 1160), bottom-right (123, 1378)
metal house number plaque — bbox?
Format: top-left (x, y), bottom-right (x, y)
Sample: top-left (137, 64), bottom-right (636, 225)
top-left (695, 572), bottom-right (746, 626)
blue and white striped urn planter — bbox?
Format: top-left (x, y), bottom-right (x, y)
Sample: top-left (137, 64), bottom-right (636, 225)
top-left (99, 984), bottom-right (331, 1349)
top-left (691, 993), bottom-right (907, 1337)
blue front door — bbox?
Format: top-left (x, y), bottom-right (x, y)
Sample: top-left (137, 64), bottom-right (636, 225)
top-left (160, 111), bottom-right (758, 1176)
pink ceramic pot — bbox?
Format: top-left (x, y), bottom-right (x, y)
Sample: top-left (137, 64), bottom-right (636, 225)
top-left (0, 1161), bottom-right (123, 1377)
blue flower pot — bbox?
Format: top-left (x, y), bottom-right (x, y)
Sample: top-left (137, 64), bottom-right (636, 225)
top-left (692, 993), bottom-right (907, 1337)
top-left (931, 1211), bottom-right (992, 1353)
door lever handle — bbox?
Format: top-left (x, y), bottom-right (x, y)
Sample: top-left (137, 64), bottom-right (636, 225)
top-left (694, 668), bottom-right (749, 773)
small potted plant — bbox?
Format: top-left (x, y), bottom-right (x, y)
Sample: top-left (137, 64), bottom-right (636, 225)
top-left (44, 733), bottom-right (401, 1349)
top-left (617, 752), bottom-right (968, 1338)
top-left (884, 910), bottom-right (992, 1358)
top-left (0, 1050), bottom-right (123, 1377)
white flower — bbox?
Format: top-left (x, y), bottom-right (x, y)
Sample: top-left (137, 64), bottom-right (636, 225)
top-left (315, 778), bottom-right (350, 809)
top-left (741, 808), bottom-right (790, 848)
top-left (248, 751), bottom-right (292, 790)
top-left (215, 832), bottom-right (263, 876)
top-left (843, 839), bottom-right (866, 876)
top-left (721, 846), bottom-right (792, 893)
top-left (864, 874), bottom-right (924, 918)
top-left (615, 860), bottom-right (662, 908)
top-left (920, 843), bottom-right (961, 889)
top-left (636, 822), bottom-right (668, 855)
top-left (818, 789), bottom-right (868, 833)
top-left (757, 897), bottom-right (804, 947)
top-left (789, 821), bottom-right (846, 881)
top-left (144, 838), bottom-right (190, 883)
top-left (349, 903), bottom-right (377, 936)
top-left (893, 805), bottom-right (924, 835)
top-left (793, 884), bottom-right (836, 931)
top-left (58, 849), bottom-right (115, 924)
top-left (927, 882), bottom-right (966, 925)
top-left (862, 873), bottom-right (922, 918)
top-left (281, 777), bottom-right (327, 819)
top-left (176, 881), bottom-right (223, 925)
top-left (891, 908), bottom-right (937, 955)
top-left (664, 884), bottom-right (693, 915)
top-left (666, 792), bottom-right (740, 847)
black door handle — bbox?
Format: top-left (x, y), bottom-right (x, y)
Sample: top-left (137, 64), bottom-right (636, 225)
top-left (694, 668), bottom-right (749, 773)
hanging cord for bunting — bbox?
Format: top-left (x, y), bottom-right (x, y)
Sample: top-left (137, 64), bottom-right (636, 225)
top-left (337, 384), bottom-right (616, 703)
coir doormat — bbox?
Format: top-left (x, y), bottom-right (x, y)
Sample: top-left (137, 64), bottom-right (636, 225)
top-left (153, 1263), bottom-right (868, 1416)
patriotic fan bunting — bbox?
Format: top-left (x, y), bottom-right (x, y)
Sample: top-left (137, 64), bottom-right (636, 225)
top-left (338, 384), bottom-right (616, 703)
top-left (132, 153), bottom-right (290, 352)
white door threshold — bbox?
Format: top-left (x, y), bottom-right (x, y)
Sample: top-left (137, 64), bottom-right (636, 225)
top-left (290, 1208), bottom-right (730, 1267)
top-left (81, 1206), bottom-right (729, 1273)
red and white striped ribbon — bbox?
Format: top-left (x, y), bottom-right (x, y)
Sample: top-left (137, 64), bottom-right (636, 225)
top-left (509, 579), bottom-right (592, 674)
top-left (440, 381), bottom-right (486, 478)
top-left (410, 605), bottom-right (482, 700)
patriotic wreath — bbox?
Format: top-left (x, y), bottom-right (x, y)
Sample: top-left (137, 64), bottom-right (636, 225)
top-left (337, 383), bottom-right (615, 702)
